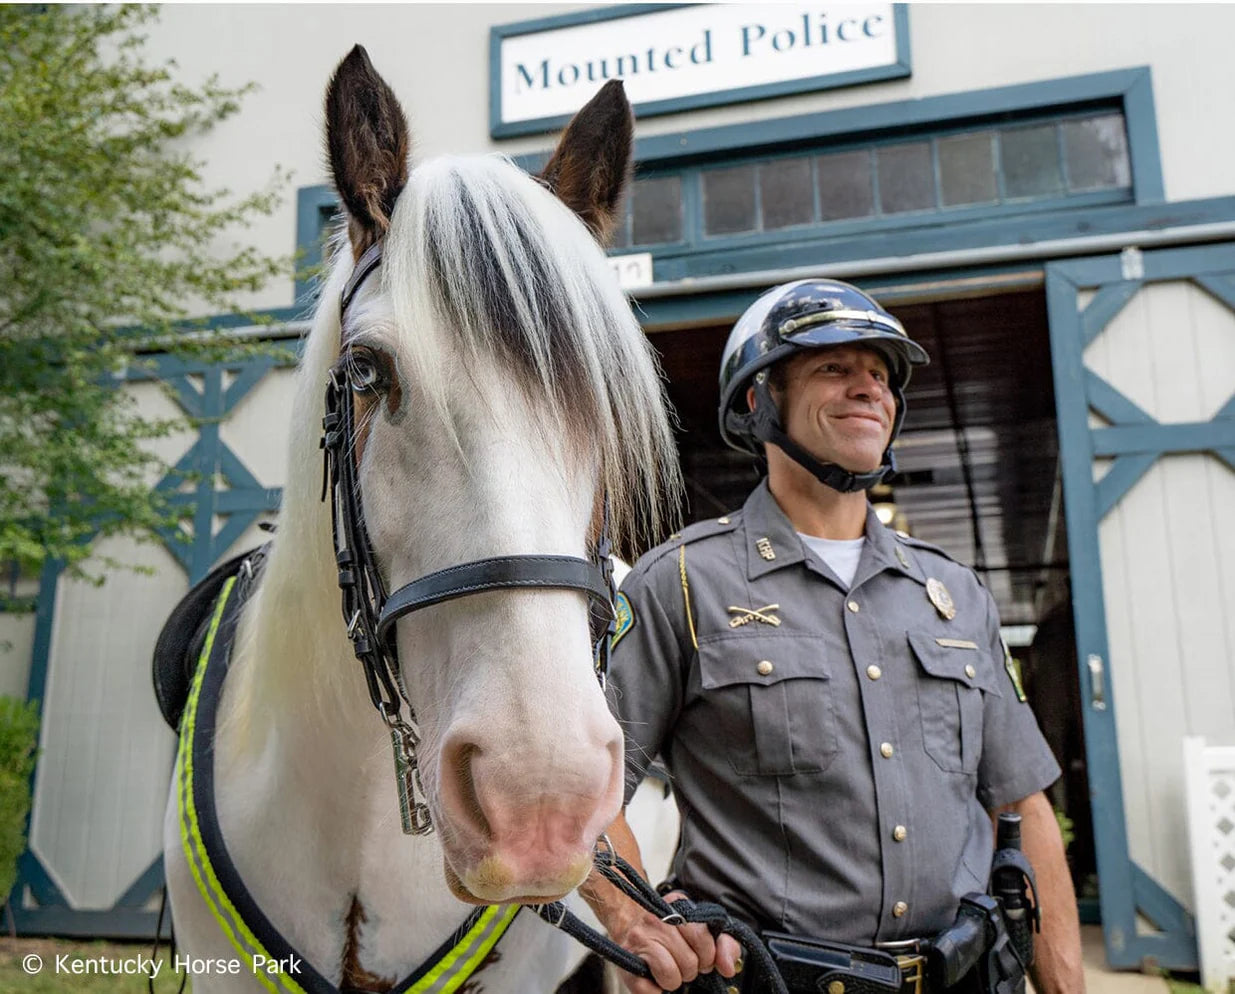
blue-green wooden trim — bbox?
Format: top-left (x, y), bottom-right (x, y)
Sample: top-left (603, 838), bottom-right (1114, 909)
top-left (114, 855), bottom-right (164, 908)
top-left (1093, 420), bottom-right (1235, 457)
top-left (295, 184), bottom-right (342, 306)
top-left (164, 372), bottom-right (206, 419)
top-left (1131, 863), bottom-right (1194, 939)
top-left (212, 488), bottom-right (283, 514)
top-left (513, 67), bottom-right (1162, 201)
top-left (224, 356), bottom-right (280, 410)
top-left (1122, 69), bottom-right (1164, 206)
top-left (489, 5), bottom-right (910, 138)
top-left (651, 197), bottom-right (1235, 292)
top-left (1081, 281), bottom-right (1143, 349)
top-left (6, 907), bottom-right (165, 941)
top-left (1096, 455), bottom-right (1158, 521)
top-left (12, 851), bottom-right (65, 907)
top-left (1194, 273), bottom-right (1235, 312)
top-left (1045, 262), bottom-right (1143, 969)
top-left (1041, 242), bottom-right (1235, 971)
top-left (1085, 371), bottom-right (1153, 426)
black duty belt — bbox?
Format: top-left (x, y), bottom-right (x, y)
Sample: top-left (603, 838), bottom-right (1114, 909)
top-left (763, 932), bottom-right (934, 994)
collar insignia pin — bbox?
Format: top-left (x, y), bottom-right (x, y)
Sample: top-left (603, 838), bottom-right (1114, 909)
top-left (895, 546), bottom-right (910, 569)
top-left (926, 577), bottom-right (956, 621)
top-left (756, 537), bottom-right (776, 561)
top-left (728, 604), bottom-right (781, 628)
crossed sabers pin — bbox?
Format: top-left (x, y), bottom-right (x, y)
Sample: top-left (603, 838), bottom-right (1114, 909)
top-left (727, 604), bottom-right (781, 628)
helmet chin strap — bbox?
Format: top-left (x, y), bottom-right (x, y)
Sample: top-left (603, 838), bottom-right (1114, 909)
top-left (748, 379), bottom-right (901, 494)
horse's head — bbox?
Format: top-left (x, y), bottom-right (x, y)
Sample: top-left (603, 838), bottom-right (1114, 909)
top-left (319, 47), bottom-right (679, 904)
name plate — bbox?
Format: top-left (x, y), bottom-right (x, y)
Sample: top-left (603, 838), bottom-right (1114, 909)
top-left (491, 3), bottom-right (910, 137)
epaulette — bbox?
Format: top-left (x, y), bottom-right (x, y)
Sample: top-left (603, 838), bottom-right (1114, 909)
top-left (892, 530), bottom-right (973, 572)
top-left (634, 513), bottom-right (742, 573)
top-left (676, 512), bottom-right (742, 545)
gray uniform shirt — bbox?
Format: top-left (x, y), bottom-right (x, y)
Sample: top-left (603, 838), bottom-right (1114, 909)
top-left (610, 481), bottom-right (1060, 944)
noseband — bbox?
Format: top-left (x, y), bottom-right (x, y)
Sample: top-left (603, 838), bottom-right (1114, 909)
top-left (320, 241), bottom-right (618, 836)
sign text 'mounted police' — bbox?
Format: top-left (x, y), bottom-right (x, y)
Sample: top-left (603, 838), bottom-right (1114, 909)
top-left (492, 4), bottom-right (908, 135)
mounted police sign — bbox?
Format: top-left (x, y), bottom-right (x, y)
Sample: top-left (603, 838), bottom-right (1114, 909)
top-left (490, 3), bottom-right (911, 137)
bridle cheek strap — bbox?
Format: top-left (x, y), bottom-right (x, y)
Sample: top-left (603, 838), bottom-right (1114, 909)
top-left (376, 556), bottom-right (613, 646)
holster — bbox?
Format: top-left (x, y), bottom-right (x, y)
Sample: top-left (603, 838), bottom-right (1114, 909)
top-left (927, 892), bottom-right (1027, 994)
top-left (763, 932), bottom-right (904, 994)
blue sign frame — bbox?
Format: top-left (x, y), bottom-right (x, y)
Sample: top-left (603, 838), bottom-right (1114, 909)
top-left (489, 3), bottom-right (912, 139)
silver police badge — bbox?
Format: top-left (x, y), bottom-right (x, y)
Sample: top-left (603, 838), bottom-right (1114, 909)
top-left (926, 577), bottom-right (956, 620)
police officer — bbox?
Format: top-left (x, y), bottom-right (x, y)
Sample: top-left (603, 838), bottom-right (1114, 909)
top-left (581, 280), bottom-right (1084, 994)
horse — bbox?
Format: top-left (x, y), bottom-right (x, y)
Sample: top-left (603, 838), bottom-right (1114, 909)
top-left (161, 45), bottom-right (682, 993)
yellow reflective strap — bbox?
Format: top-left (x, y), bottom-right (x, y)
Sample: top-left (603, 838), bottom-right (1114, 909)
top-left (178, 578), bottom-right (517, 994)
top-left (409, 904), bottom-right (521, 994)
top-left (178, 577), bottom-right (305, 994)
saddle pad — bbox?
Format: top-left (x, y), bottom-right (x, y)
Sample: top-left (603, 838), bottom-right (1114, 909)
top-left (152, 546), bottom-right (264, 731)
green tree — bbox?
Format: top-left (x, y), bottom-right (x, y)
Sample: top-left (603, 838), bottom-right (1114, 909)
top-left (0, 5), bottom-right (288, 581)
top-left (0, 696), bottom-right (38, 908)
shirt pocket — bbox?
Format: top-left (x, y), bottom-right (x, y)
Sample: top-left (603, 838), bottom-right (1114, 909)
top-left (697, 633), bottom-right (838, 777)
top-left (907, 631), bottom-right (1002, 775)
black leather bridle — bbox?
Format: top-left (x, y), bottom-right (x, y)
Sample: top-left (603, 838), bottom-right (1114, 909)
top-left (320, 240), bottom-right (618, 835)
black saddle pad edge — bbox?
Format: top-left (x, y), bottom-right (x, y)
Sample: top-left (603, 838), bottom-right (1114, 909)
top-left (153, 546), bottom-right (265, 731)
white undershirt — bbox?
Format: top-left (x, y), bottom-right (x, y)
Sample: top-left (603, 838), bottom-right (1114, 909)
top-left (798, 533), bottom-right (865, 589)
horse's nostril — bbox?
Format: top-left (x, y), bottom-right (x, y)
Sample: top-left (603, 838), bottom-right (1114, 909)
top-left (442, 740), bottom-right (492, 842)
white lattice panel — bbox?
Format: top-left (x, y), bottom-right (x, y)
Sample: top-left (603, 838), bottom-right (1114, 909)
top-left (1185, 737), bottom-right (1235, 991)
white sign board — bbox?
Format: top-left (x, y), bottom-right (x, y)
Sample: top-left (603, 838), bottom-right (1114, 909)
top-left (491, 3), bottom-right (909, 137)
top-left (609, 252), bottom-right (655, 291)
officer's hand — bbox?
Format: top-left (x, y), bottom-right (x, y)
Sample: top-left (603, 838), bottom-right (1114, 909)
top-left (612, 890), bottom-right (743, 994)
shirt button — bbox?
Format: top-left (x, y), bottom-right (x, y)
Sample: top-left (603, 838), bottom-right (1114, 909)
top-left (880, 742), bottom-right (895, 759)
top-left (893, 901), bottom-right (908, 918)
top-left (846, 600), bottom-right (860, 613)
top-left (893, 825), bottom-right (907, 842)
top-left (965, 664), bottom-right (976, 679)
top-left (757, 660), bottom-right (774, 676)
top-left (867, 665), bottom-right (882, 680)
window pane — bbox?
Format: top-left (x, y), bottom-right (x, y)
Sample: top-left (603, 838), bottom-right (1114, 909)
top-left (631, 175), bottom-right (682, 245)
top-left (938, 132), bottom-right (997, 207)
top-left (1063, 114), bottom-right (1131, 192)
top-left (760, 158), bottom-right (814, 230)
top-left (876, 141), bottom-right (935, 214)
top-left (609, 211), bottom-right (631, 249)
top-left (704, 165), bottom-right (756, 235)
top-left (816, 149), bottom-right (874, 221)
top-left (1001, 124), bottom-right (1062, 198)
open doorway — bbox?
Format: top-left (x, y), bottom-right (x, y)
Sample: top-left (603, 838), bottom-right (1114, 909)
top-left (647, 287), bottom-right (1098, 908)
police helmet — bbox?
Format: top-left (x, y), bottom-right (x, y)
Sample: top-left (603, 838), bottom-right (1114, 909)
top-left (718, 279), bottom-right (929, 491)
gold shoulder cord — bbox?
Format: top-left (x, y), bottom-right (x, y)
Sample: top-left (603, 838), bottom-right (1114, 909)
top-left (678, 544), bottom-right (698, 650)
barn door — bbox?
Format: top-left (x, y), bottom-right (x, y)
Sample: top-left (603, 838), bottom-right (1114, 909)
top-left (1046, 243), bottom-right (1235, 970)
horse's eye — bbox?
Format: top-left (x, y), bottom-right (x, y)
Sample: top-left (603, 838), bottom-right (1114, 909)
top-left (347, 349), bottom-right (385, 394)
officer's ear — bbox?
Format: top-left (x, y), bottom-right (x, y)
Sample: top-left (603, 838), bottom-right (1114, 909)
top-left (747, 385), bottom-right (759, 412)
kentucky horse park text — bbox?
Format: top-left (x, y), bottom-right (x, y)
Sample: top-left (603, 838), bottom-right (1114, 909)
top-left (47, 952), bottom-right (303, 978)
top-left (513, 11), bottom-right (889, 93)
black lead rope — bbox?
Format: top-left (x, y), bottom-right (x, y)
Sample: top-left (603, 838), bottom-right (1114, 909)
top-left (533, 847), bottom-right (789, 994)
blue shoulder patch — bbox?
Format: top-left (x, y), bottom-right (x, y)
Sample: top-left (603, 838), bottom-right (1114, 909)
top-left (611, 592), bottom-right (636, 649)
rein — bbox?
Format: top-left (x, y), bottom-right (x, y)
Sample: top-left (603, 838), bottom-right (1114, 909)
top-left (532, 844), bottom-right (789, 994)
top-left (320, 239), bottom-right (617, 835)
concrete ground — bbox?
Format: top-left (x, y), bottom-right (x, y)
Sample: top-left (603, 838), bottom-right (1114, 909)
top-left (1073, 925), bottom-right (1170, 993)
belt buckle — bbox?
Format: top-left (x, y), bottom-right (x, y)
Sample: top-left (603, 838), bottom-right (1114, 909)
top-left (896, 953), bottom-right (926, 994)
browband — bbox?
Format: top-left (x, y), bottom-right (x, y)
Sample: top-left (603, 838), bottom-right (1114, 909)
top-left (377, 555), bottom-right (612, 646)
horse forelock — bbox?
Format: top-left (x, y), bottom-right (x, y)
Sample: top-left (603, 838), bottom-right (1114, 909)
top-left (383, 154), bottom-right (682, 557)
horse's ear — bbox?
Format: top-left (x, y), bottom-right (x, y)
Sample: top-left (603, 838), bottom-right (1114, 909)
top-left (325, 45), bottom-right (410, 257)
top-left (539, 80), bottom-right (633, 246)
